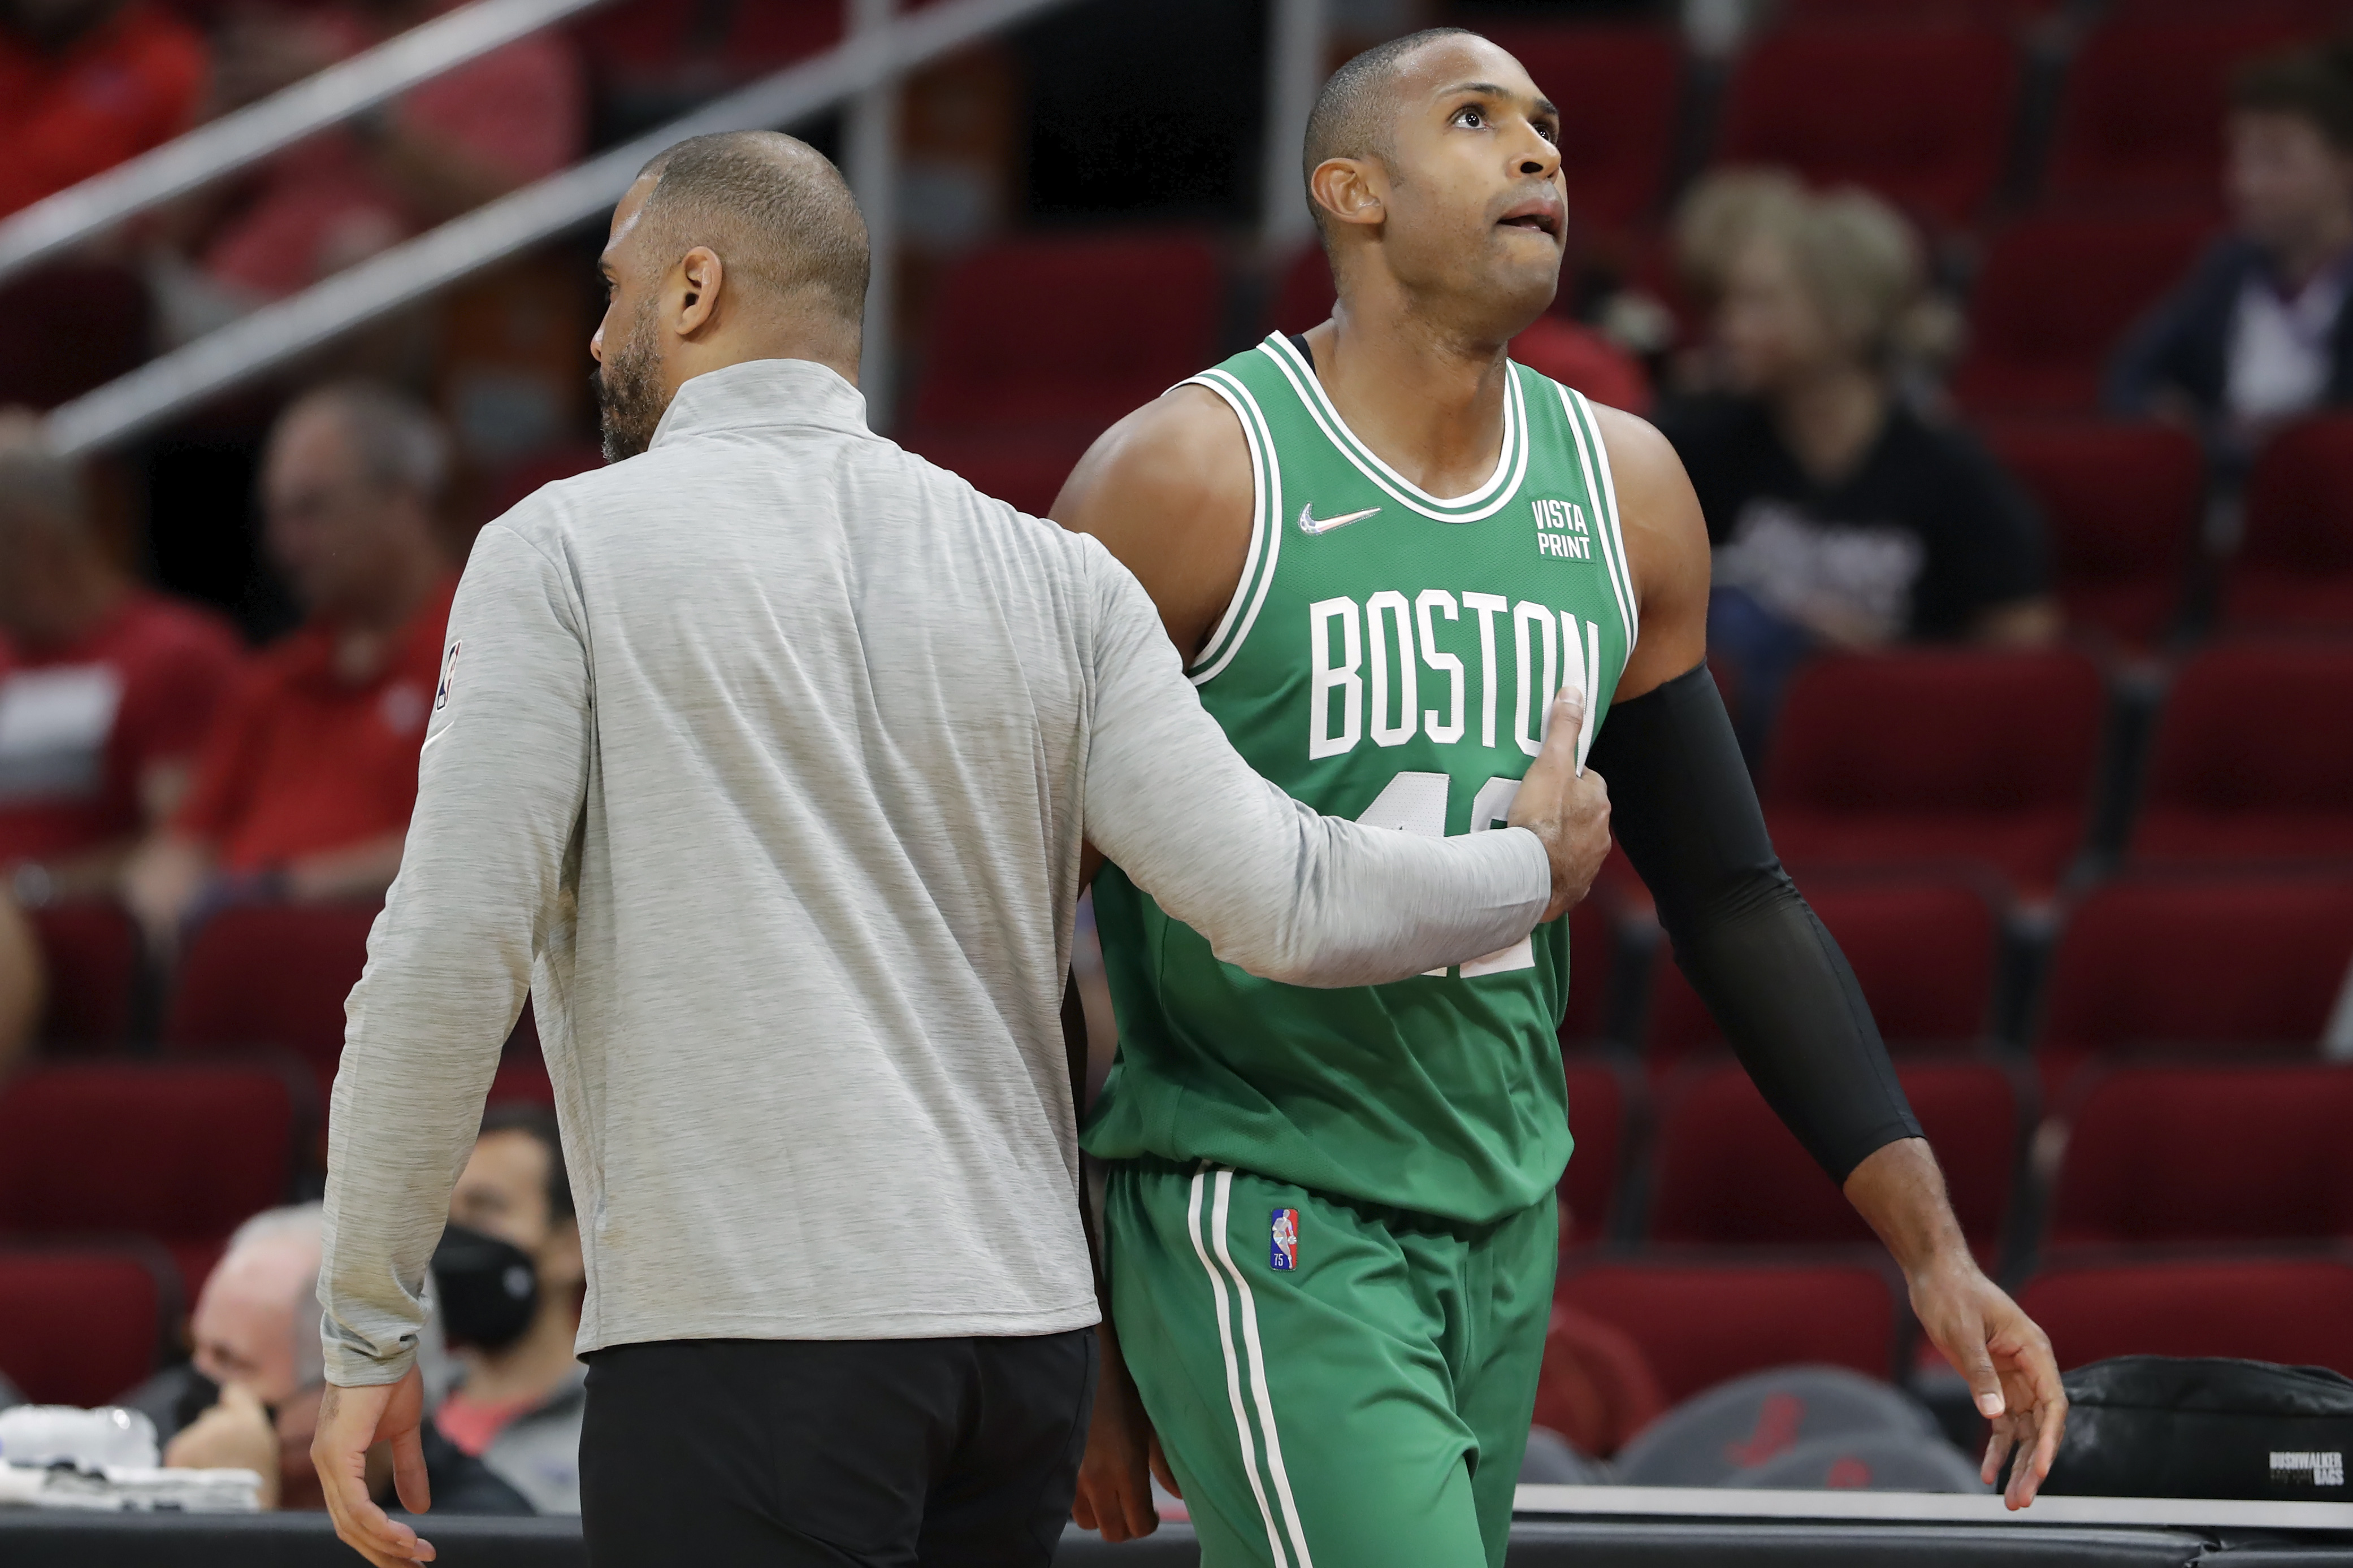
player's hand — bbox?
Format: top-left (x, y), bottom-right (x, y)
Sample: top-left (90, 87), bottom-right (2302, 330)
top-left (1507, 686), bottom-right (1611, 922)
top-left (1073, 1321), bottom-right (1176, 1541)
top-left (1908, 1254), bottom-right (2068, 1509)
top-left (312, 1366), bottom-right (435, 1565)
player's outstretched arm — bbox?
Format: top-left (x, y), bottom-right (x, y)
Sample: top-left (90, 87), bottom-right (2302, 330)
top-left (1844, 1140), bottom-right (2068, 1509)
top-left (1589, 407), bottom-right (2066, 1507)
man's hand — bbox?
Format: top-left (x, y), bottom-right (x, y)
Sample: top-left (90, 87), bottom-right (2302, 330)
top-left (1072, 1321), bottom-right (1178, 1541)
top-left (1507, 687), bottom-right (1612, 921)
top-left (1909, 1255), bottom-right (2069, 1509)
top-left (311, 1367), bottom-right (435, 1566)
top-left (163, 1382), bottom-right (281, 1510)
top-left (1843, 1139), bottom-right (2067, 1509)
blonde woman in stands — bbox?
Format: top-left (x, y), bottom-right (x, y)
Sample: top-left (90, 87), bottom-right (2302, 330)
top-left (1661, 172), bottom-right (2057, 758)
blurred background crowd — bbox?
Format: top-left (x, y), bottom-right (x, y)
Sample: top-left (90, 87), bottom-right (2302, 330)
top-left (3, 0), bottom-right (2353, 1515)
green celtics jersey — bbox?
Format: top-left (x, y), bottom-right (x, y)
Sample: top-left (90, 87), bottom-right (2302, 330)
top-left (1082, 332), bottom-right (1638, 1226)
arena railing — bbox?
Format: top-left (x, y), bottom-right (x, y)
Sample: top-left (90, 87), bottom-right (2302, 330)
top-left (0, 0), bottom-right (614, 286)
top-left (40, 0), bottom-right (1087, 458)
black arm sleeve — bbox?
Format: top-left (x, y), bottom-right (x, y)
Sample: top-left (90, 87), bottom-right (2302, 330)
top-left (1585, 662), bottom-right (1921, 1182)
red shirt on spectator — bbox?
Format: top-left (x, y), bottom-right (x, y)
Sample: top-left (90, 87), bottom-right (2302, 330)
top-left (202, 4), bottom-right (585, 299)
top-left (0, 2), bottom-right (209, 219)
top-left (0, 590), bottom-right (242, 868)
top-left (173, 576), bottom-right (455, 872)
top-left (1513, 316), bottom-right (1655, 418)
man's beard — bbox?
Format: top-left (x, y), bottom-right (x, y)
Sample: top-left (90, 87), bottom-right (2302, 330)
top-left (596, 301), bottom-right (667, 462)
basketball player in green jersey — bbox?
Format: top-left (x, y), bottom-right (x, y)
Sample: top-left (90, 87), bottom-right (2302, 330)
top-left (1053, 29), bottom-right (2068, 1567)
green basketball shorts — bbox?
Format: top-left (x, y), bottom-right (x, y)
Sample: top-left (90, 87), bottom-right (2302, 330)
top-left (1102, 1158), bottom-right (1557, 1568)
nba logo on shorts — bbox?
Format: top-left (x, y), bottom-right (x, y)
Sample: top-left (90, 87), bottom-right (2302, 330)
top-left (1269, 1209), bottom-right (1299, 1271)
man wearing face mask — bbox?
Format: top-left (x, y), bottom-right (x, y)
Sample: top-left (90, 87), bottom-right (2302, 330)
top-left (434, 1106), bottom-right (587, 1514)
top-left (154, 1204), bottom-right (529, 1517)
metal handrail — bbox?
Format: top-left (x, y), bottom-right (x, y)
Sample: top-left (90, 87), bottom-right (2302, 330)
top-left (45, 0), bottom-right (1082, 457)
top-left (0, 0), bottom-right (612, 286)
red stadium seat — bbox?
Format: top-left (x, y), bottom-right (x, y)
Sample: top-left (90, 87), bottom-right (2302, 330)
top-left (0, 1247), bottom-right (169, 1408)
top-left (1984, 422), bottom-right (2203, 649)
top-left (26, 901), bottom-right (140, 1051)
top-left (2048, 1064), bottom-right (2353, 1249)
top-left (1761, 649), bottom-right (2108, 893)
top-left (1561, 1055), bottom-right (1634, 1248)
top-left (2043, 17), bottom-right (2315, 212)
top-left (2018, 1254), bottom-right (2353, 1374)
top-left (1645, 1060), bottom-right (2023, 1255)
top-left (1643, 875), bottom-right (2002, 1070)
top-left (2034, 872), bottom-right (2353, 1096)
top-left (1557, 1258), bottom-right (1901, 1403)
top-left (1952, 213), bottom-right (2218, 416)
top-left (1714, 25), bottom-right (2020, 231)
top-left (2224, 414), bottom-right (2353, 630)
top-left (899, 233), bottom-right (1223, 514)
top-left (0, 1062), bottom-right (303, 1296)
top-left (1483, 26), bottom-right (1684, 230)
top-left (2131, 642), bottom-right (2353, 865)
top-left (162, 903), bottom-right (380, 1101)
top-left (1533, 1302), bottom-right (1670, 1458)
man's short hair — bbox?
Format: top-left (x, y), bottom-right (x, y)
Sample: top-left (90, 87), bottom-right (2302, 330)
top-left (2234, 38), bottom-right (2353, 153)
top-left (0, 409), bottom-right (86, 536)
top-left (479, 1102), bottom-right (575, 1224)
top-left (280, 381), bottom-right (450, 504)
top-left (1301, 27), bottom-right (1476, 244)
top-left (633, 131), bottom-right (869, 325)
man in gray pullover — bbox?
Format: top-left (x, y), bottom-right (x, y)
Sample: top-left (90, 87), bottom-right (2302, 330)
top-left (310, 131), bottom-right (1610, 1567)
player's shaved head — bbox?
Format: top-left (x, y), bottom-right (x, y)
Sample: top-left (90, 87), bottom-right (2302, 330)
top-left (632, 131), bottom-right (869, 325)
top-left (1302, 28), bottom-right (1476, 235)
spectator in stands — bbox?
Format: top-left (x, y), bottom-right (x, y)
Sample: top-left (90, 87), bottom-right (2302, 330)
top-left (1661, 172), bottom-right (2055, 757)
top-left (121, 383), bottom-right (456, 953)
top-left (0, 0), bottom-right (207, 219)
top-left (172, 0), bottom-right (585, 310)
top-left (162, 1202), bottom-right (530, 1513)
top-left (0, 412), bottom-right (243, 901)
top-left (2108, 40), bottom-right (2353, 446)
top-left (435, 1105), bottom-right (585, 1514)
top-left (0, 411), bottom-right (241, 1073)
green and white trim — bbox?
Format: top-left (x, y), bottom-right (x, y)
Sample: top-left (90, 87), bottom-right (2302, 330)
top-left (1187, 1165), bottom-right (1316, 1568)
top-left (1183, 367), bottom-right (1285, 685)
top-left (1555, 384), bottom-right (1640, 654)
top-left (1258, 333), bottom-right (1531, 525)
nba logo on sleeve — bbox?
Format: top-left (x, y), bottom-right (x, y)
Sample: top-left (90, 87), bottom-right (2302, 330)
top-left (1269, 1209), bottom-right (1299, 1271)
top-left (434, 640), bottom-right (462, 711)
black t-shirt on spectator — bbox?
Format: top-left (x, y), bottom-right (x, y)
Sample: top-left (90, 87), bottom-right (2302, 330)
top-left (1659, 396), bottom-right (2047, 640)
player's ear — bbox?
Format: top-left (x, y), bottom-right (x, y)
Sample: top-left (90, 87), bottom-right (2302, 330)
top-left (672, 245), bottom-right (725, 337)
top-left (1310, 157), bottom-right (1386, 231)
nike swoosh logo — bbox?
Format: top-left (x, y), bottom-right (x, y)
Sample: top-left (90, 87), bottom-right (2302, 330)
top-left (1298, 504), bottom-right (1381, 535)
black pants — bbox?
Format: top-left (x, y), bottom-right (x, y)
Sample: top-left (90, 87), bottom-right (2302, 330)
top-left (579, 1331), bottom-right (1097, 1567)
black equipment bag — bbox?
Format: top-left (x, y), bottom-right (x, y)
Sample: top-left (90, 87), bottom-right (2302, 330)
top-left (2042, 1355), bottom-right (2353, 1500)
